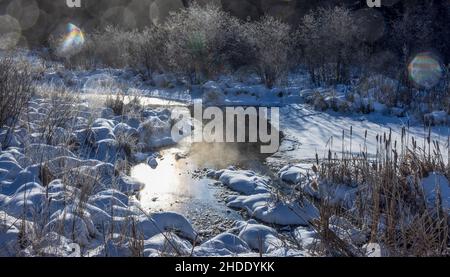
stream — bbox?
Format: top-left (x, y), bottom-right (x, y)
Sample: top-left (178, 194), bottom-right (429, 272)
top-left (130, 141), bottom-right (277, 238)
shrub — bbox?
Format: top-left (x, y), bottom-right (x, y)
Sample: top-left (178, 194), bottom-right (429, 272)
top-left (313, 129), bottom-right (450, 256)
top-left (299, 7), bottom-right (364, 85)
top-left (164, 3), bottom-right (236, 84)
top-left (105, 93), bottom-right (126, 116)
top-left (128, 26), bottom-right (167, 78)
top-left (105, 93), bottom-right (143, 117)
top-left (0, 57), bottom-right (33, 136)
top-left (65, 26), bottom-right (137, 69)
top-left (34, 85), bottom-right (80, 145)
top-left (243, 16), bottom-right (293, 88)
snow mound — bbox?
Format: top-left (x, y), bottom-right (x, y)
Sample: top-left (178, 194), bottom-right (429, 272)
top-left (294, 227), bottom-right (319, 250)
top-left (238, 223), bottom-right (283, 253)
top-left (138, 116), bottom-right (174, 148)
top-left (44, 210), bottom-right (96, 246)
top-left (227, 193), bottom-right (319, 226)
top-left (144, 233), bottom-right (192, 257)
top-left (24, 144), bottom-right (76, 163)
top-left (113, 123), bottom-right (138, 138)
top-left (278, 164), bottom-right (312, 184)
top-left (0, 159), bottom-right (23, 181)
top-left (5, 182), bottom-right (46, 219)
top-left (32, 232), bottom-right (80, 257)
top-left (137, 212), bottom-right (197, 241)
top-left (0, 212), bottom-right (21, 256)
top-left (329, 216), bottom-right (367, 245)
top-left (216, 169), bottom-right (270, 195)
top-left (96, 240), bottom-right (132, 257)
top-left (197, 233), bottom-right (250, 256)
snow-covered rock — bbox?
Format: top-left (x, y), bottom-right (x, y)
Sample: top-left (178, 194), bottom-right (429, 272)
top-left (137, 212), bottom-right (197, 241)
top-left (0, 128), bottom-right (22, 148)
top-left (115, 175), bottom-right (145, 195)
top-left (24, 144), bottom-right (76, 163)
top-left (294, 227), bottom-right (319, 250)
top-left (216, 169), bottom-right (270, 195)
top-left (196, 233), bottom-right (250, 256)
top-left (0, 159), bottom-right (23, 181)
top-left (138, 116), bottom-right (174, 148)
top-left (238, 223), bottom-right (283, 253)
top-left (227, 193), bottom-right (319, 226)
top-left (0, 212), bottom-right (21, 256)
top-left (113, 123), bottom-right (138, 138)
top-left (44, 212), bottom-right (95, 246)
top-left (93, 139), bottom-right (119, 163)
top-left (279, 164), bottom-right (313, 184)
top-left (144, 233), bottom-right (192, 257)
top-left (4, 182), bottom-right (47, 219)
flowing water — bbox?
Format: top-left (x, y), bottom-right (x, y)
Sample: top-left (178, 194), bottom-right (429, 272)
top-left (131, 141), bottom-right (275, 238)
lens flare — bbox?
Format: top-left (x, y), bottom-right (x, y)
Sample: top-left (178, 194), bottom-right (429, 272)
top-left (58, 23), bottom-right (85, 56)
top-left (408, 52), bottom-right (443, 89)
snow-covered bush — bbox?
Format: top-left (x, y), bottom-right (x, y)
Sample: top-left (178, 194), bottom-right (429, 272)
top-left (243, 16), bottom-right (293, 88)
top-left (104, 93), bottom-right (126, 116)
top-left (299, 7), bottom-right (366, 85)
top-left (66, 26), bottom-right (137, 69)
top-left (128, 26), bottom-right (167, 79)
top-left (356, 75), bottom-right (403, 108)
top-left (33, 85), bottom-right (80, 145)
top-left (164, 3), bottom-right (237, 84)
top-left (0, 57), bottom-right (33, 139)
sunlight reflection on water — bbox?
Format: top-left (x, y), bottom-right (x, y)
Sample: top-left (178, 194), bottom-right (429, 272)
top-left (130, 148), bottom-right (218, 213)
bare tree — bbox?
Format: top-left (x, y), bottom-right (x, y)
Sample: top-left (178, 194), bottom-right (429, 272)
top-left (164, 3), bottom-right (236, 84)
top-left (243, 16), bottom-right (294, 88)
top-left (299, 7), bottom-right (362, 85)
top-left (0, 57), bottom-right (33, 146)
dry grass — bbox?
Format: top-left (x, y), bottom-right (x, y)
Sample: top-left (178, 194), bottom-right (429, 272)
top-left (0, 57), bottom-right (33, 144)
top-left (309, 126), bottom-right (450, 256)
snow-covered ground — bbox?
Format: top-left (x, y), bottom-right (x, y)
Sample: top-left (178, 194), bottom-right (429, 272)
top-left (1, 52), bottom-right (449, 257)
top-left (279, 103), bottom-right (449, 161)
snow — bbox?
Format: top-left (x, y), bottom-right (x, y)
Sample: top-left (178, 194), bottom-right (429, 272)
top-left (211, 168), bottom-right (319, 226)
top-left (227, 193), bottom-right (319, 226)
top-left (24, 144), bottom-right (76, 163)
top-left (363, 242), bottom-right (390, 257)
top-left (279, 103), bottom-right (449, 161)
top-left (138, 116), bottom-right (174, 148)
top-left (279, 164), bottom-right (313, 184)
top-left (32, 232), bottom-right (80, 257)
top-left (44, 211), bottom-right (96, 246)
top-left (294, 227), bottom-right (320, 251)
top-left (137, 212), bottom-right (197, 241)
top-left (424, 111), bottom-right (449, 126)
top-left (238, 223), bottom-right (283, 254)
top-left (144, 233), bottom-right (193, 257)
top-left (216, 169), bottom-right (271, 195)
top-left (0, 51), bottom-right (448, 257)
top-left (196, 233), bottom-right (250, 256)
top-left (329, 216), bottom-right (367, 245)
top-left (421, 172), bottom-right (450, 213)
